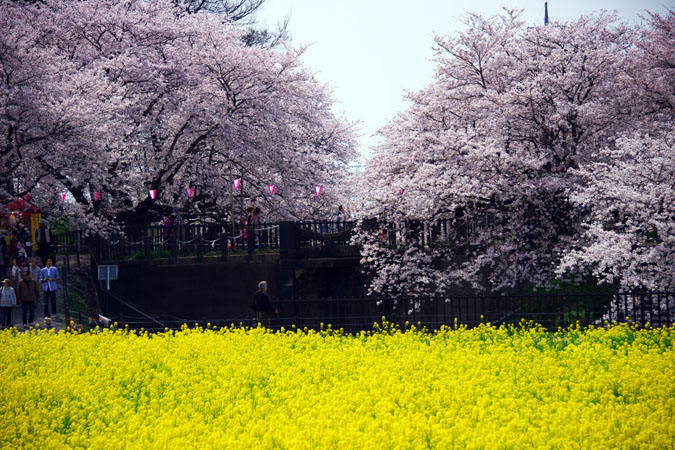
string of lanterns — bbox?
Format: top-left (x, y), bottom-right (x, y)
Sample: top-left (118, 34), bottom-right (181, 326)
top-left (59, 183), bottom-right (324, 203)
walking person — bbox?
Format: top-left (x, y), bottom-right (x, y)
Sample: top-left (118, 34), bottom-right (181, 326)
top-left (35, 219), bottom-right (54, 266)
top-left (27, 257), bottom-right (41, 282)
top-left (9, 258), bottom-right (22, 289)
top-left (17, 271), bottom-right (40, 328)
top-left (16, 244), bottom-right (27, 266)
top-left (161, 213), bottom-right (173, 251)
top-left (39, 258), bottom-right (59, 319)
top-left (254, 281), bottom-right (278, 327)
top-left (172, 209), bottom-right (184, 228)
top-left (173, 209), bottom-right (184, 249)
top-left (336, 205), bottom-right (346, 231)
top-left (6, 236), bottom-right (19, 267)
top-left (335, 205), bottom-right (347, 243)
top-left (1, 278), bottom-right (17, 329)
top-left (242, 206), bottom-right (254, 246)
top-left (252, 207), bottom-right (262, 247)
top-left (16, 224), bottom-right (30, 254)
top-left (243, 206), bottom-right (253, 233)
top-left (163, 213), bottom-right (173, 240)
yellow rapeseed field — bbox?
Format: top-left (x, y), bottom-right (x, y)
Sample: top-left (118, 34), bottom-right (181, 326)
top-left (1, 321), bottom-right (673, 449)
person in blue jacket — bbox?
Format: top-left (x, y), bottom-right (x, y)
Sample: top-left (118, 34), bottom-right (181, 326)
top-left (39, 258), bottom-right (60, 319)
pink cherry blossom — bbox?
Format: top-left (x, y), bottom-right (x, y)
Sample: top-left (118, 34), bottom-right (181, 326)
top-left (1, 0), bottom-right (357, 229)
top-left (358, 9), bottom-right (674, 295)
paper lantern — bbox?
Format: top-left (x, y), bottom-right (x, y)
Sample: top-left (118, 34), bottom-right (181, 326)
top-left (186, 188), bottom-right (194, 198)
top-left (268, 185), bottom-right (276, 195)
top-left (233, 179), bottom-right (241, 190)
top-left (314, 185), bottom-right (323, 198)
top-left (148, 189), bottom-right (156, 201)
top-left (92, 192), bottom-right (100, 201)
top-left (61, 194), bottom-right (67, 203)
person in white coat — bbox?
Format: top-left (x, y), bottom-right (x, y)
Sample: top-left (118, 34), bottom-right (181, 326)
top-left (9, 258), bottom-right (22, 289)
top-left (1, 278), bottom-right (17, 328)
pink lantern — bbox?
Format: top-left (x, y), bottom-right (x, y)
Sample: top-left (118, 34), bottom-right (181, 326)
top-left (61, 193), bottom-right (67, 203)
top-left (233, 179), bottom-right (241, 190)
top-left (92, 191), bottom-right (100, 201)
top-left (268, 185), bottom-right (276, 195)
top-left (148, 189), bottom-right (156, 202)
top-left (186, 188), bottom-right (194, 198)
top-left (314, 185), bottom-right (323, 198)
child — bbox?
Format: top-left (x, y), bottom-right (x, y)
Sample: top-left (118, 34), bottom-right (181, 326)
top-left (66, 317), bottom-right (83, 333)
top-left (0, 278), bottom-right (17, 329)
top-left (88, 313), bottom-right (111, 328)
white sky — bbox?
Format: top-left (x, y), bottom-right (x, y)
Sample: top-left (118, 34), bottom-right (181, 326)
top-left (256, 0), bottom-right (673, 163)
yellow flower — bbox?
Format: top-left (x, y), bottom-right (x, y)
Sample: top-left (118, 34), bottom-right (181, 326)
top-left (0, 323), bottom-right (673, 448)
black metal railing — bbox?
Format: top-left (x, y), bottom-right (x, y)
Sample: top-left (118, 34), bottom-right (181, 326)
top-left (96, 292), bottom-right (674, 333)
top-left (53, 229), bottom-right (89, 252)
top-left (295, 221), bottom-right (357, 248)
top-left (87, 222), bottom-right (284, 262)
top-left (362, 214), bottom-right (496, 249)
top-left (269, 292), bottom-right (674, 332)
top-left (56, 220), bottom-right (360, 263)
top-left (55, 215), bottom-right (500, 263)
top-left (105, 223), bottom-right (253, 261)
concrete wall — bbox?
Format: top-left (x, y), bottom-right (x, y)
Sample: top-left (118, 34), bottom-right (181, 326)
top-left (101, 254), bottom-right (367, 323)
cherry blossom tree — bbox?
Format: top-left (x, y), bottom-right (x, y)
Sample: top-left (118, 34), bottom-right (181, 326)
top-left (0, 0), bottom-right (123, 233)
top-left (174, 0), bottom-right (265, 18)
top-left (0, 0), bottom-right (357, 228)
top-left (359, 9), bottom-right (673, 296)
top-left (558, 11), bottom-right (675, 292)
top-left (172, 0), bottom-right (291, 49)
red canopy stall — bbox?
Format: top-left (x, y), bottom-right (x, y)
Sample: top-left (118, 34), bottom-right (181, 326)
top-left (1, 198), bottom-right (41, 217)
top-left (1, 198), bottom-right (42, 247)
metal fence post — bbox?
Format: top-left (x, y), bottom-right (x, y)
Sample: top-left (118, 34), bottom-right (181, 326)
top-left (118, 236), bottom-right (126, 262)
top-left (143, 236), bottom-right (152, 260)
top-left (247, 225), bottom-right (255, 259)
top-left (76, 230), bottom-right (81, 268)
top-left (220, 231), bottom-right (228, 261)
top-left (65, 243), bottom-right (70, 272)
top-left (196, 234), bottom-right (203, 261)
top-left (170, 235), bottom-right (178, 261)
top-left (100, 236), bottom-right (110, 262)
top-left (62, 255), bottom-right (69, 319)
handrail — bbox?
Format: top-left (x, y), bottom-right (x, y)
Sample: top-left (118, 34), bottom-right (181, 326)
top-left (89, 249), bottom-right (168, 329)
